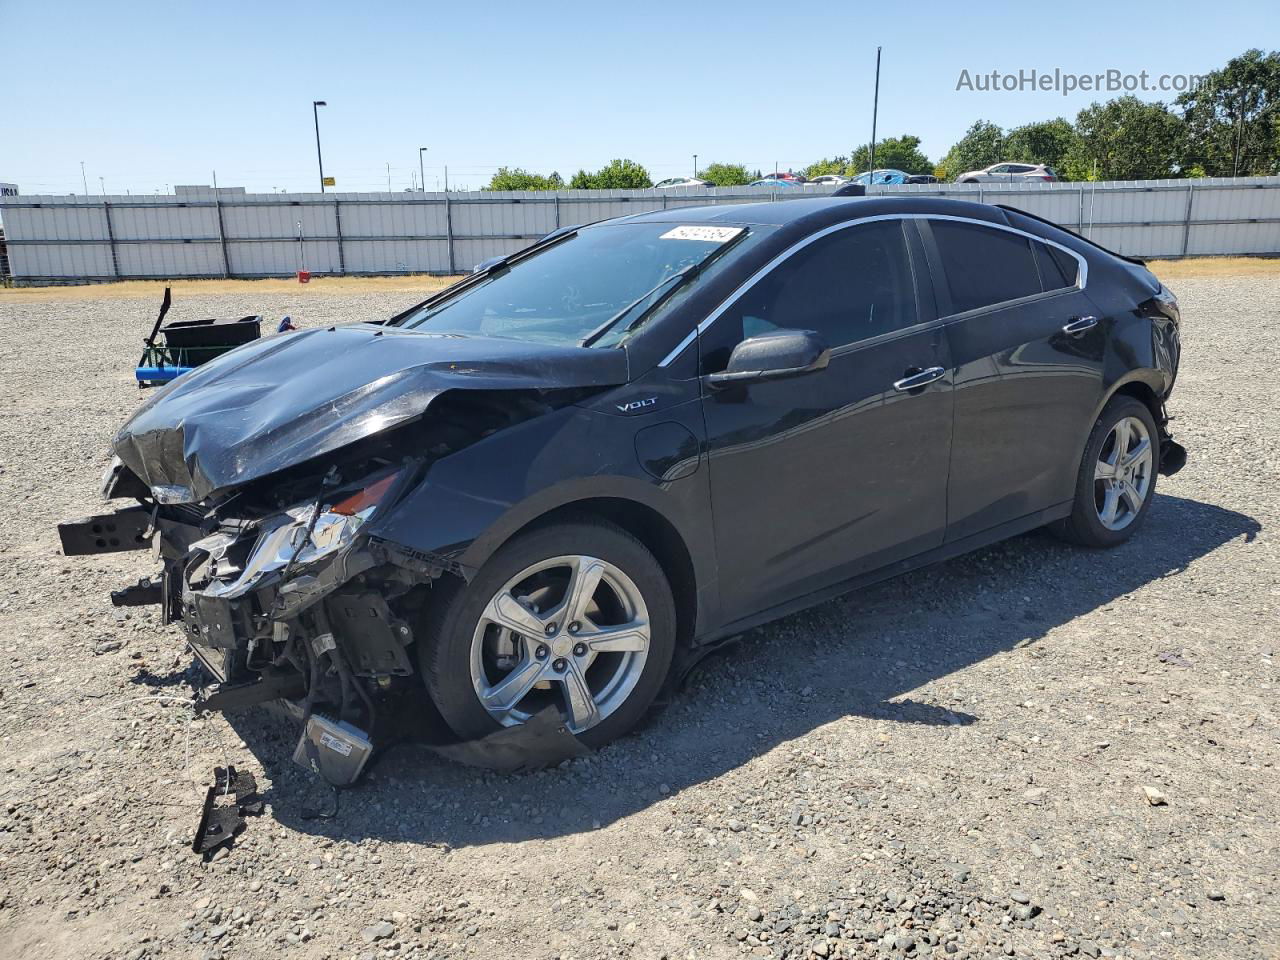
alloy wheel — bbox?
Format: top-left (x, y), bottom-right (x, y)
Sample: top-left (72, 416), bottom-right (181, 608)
top-left (1093, 415), bottom-right (1153, 531)
top-left (469, 555), bottom-right (651, 733)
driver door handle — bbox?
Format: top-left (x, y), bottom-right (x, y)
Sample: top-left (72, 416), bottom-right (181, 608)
top-left (1062, 315), bottom-right (1098, 335)
top-left (893, 366), bottom-right (946, 392)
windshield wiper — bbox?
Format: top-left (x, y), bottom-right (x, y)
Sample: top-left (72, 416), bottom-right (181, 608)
top-left (579, 265), bottom-right (699, 347)
top-left (579, 228), bottom-right (749, 347)
top-left (386, 227), bottom-right (582, 327)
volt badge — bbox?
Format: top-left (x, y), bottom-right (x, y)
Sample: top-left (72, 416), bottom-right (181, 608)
top-left (616, 397), bottom-right (658, 414)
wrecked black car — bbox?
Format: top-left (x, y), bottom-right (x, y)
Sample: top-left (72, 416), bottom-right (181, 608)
top-left (61, 196), bottom-right (1185, 775)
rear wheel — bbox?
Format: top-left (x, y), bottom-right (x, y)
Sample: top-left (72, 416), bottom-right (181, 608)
top-left (419, 519), bottom-right (676, 749)
top-left (1054, 396), bottom-right (1159, 547)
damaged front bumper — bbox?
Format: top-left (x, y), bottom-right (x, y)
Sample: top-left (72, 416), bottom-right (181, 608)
top-left (59, 464), bottom-right (452, 782)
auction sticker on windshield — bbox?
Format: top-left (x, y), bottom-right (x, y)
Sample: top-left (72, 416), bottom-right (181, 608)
top-left (659, 225), bottom-right (745, 243)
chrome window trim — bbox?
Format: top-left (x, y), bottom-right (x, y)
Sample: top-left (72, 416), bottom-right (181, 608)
top-left (657, 212), bottom-right (1088, 367)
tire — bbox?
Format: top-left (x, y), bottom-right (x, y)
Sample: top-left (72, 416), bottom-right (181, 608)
top-left (1053, 395), bottom-right (1160, 547)
top-left (418, 518), bottom-right (676, 749)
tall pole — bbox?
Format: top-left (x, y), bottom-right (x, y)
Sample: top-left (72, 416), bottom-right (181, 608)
top-left (386, 163), bottom-right (392, 193)
top-left (80, 161), bottom-right (88, 195)
top-left (693, 154), bottom-right (698, 178)
top-left (419, 147), bottom-right (428, 194)
top-left (444, 166), bottom-right (449, 192)
top-left (312, 100), bottom-right (328, 192)
top-left (869, 47), bottom-right (882, 183)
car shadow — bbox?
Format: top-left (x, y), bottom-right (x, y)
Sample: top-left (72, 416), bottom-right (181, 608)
top-left (222, 493), bottom-right (1258, 849)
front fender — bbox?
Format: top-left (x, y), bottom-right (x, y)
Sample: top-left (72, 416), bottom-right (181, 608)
top-left (364, 401), bottom-right (716, 614)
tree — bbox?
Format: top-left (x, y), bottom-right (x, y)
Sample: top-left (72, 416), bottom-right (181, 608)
top-left (484, 167), bottom-right (564, 191)
top-left (849, 135), bottom-right (932, 175)
top-left (803, 156), bottom-right (850, 179)
top-left (696, 162), bottom-right (752, 186)
top-left (1064, 97), bottom-right (1184, 181)
top-left (1004, 118), bottom-right (1078, 174)
top-left (1177, 48), bottom-right (1280, 176)
top-left (936, 121), bottom-right (1006, 180)
top-left (569, 158), bottom-right (653, 189)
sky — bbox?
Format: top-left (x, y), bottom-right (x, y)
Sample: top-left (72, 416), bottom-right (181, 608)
top-left (2, 0), bottom-right (1275, 195)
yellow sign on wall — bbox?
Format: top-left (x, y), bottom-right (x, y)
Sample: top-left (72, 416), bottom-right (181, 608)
top-left (322, 177), bottom-right (336, 187)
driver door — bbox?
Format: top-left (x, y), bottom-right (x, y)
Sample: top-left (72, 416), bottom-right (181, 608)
top-left (698, 219), bottom-right (954, 621)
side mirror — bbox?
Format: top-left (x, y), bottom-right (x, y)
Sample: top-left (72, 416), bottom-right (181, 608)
top-left (705, 330), bottom-right (831, 389)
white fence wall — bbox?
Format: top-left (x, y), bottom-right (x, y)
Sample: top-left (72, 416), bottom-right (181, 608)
top-left (2, 177), bottom-right (1278, 281)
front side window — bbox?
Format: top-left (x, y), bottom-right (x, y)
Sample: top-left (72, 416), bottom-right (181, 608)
top-left (708, 220), bottom-right (917, 366)
top-left (930, 220), bottom-right (1043, 314)
top-left (395, 222), bottom-right (768, 347)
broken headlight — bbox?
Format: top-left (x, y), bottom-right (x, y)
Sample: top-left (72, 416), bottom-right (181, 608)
top-left (201, 470), bottom-right (401, 598)
top-left (265, 470), bottom-right (402, 569)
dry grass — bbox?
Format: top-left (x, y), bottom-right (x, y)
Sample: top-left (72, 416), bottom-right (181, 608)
top-left (1147, 256), bottom-right (1280, 280)
top-left (0, 274), bottom-right (464, 303)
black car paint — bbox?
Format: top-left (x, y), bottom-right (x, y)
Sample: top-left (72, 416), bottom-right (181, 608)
top-left (114, 324), bottom-right (629, 502)
top-left (75, 195), bottom-right (1181, 734)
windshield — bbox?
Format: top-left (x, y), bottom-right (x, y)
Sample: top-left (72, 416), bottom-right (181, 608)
top-left (396, 222), bottom-right (762, 347)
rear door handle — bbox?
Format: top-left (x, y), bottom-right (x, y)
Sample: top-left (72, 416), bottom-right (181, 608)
top-left (1062, 315), bottom-right (1098, 335)
top-left (893, 366), bottom-right (946, 392)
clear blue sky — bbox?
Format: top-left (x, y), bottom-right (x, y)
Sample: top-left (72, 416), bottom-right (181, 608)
top-left (2, 0), bottom-right (1273, 194)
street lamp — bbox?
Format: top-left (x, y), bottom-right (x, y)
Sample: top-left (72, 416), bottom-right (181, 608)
top-left (419, 147), bottom-right (428, 194)
top-left (312, 100), bottom-right (328, 192)
top-left (693, 154), bottom-right (698, 179)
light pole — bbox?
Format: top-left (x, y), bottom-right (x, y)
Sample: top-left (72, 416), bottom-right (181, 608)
top-left (80, 161), bottom-right (88, 195)
top-left (693, 154), bottom-right (698, 179)
top-left (419, 147), bottom-right (428, 194)
top-left (868, 47), bottom-right (882, 184)
top-left (312, 100), bottom-right (328, 192)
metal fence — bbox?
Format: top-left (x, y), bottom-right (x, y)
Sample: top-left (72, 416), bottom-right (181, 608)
top-left (2, 176), bottom-right (1278, 282)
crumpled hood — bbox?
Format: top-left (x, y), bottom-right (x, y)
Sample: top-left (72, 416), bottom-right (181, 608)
top-left (114, 323), bottom-right (628, 502)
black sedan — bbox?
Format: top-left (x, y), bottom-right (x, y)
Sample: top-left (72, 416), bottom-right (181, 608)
top-left (64, 196), bottom-right (1185, 765)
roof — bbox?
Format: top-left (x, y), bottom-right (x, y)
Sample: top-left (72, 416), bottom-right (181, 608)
top-left (622, 195), bottom-right (1007, 229)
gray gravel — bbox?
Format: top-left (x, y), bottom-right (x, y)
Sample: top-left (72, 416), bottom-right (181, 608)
top-left (0, 277), bottom-right (1277, 959)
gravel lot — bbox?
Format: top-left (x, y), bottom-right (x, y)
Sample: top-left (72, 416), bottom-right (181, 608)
top-left (0, 274), bottom-right (1276, 960)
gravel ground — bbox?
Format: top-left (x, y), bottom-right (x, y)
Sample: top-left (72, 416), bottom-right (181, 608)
top-left (0, 278), bottom-right (1276, 960)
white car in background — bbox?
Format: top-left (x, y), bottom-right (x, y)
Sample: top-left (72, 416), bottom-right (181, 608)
top-left (807, 174), bottom-right (853, 187)
top-left (957, 162), bottom-right (1060, 183)
top-left (654, 177), bottom-right (710, 189)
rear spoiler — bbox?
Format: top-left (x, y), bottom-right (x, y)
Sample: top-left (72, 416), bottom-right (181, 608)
top-left (996, 204), bottom-right (1148, 266)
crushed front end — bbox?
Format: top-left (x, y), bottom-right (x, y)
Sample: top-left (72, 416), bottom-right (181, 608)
top-left (61, 451), bottom-right (441, 784)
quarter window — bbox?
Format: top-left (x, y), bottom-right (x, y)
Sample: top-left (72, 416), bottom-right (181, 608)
top-left (1036, 242), bottom-right (1080, 290)
top-left (715, 220), bottom-right (917, 356)
top-left (930, 220), bottom-right (1043, 314)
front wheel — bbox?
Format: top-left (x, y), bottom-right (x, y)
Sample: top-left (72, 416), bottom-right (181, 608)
top-left (418, 519), bottom-right (676, 749)
top-left (1053, 395), bottom-right (1159, 547)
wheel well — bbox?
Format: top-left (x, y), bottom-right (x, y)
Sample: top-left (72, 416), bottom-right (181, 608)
top-left (1112, 380), bottom-right (1163, 427)
top-left (518, 498), bottom-right (699, 650)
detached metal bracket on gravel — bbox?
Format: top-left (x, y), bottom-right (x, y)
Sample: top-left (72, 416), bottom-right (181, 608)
top-left (193, 672), bottom-right (308, 716)
top-left (191, 765), bottom-right (264, 860)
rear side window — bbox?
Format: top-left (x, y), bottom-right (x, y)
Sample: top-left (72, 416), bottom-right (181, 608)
top-left (930, 220), bottom-right (1042, 314)
top-left (721, 220), bottom-right (917, 351)
top-left (1035, 242), bottom-right (1080, 290)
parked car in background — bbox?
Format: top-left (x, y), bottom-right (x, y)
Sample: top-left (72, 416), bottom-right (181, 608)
top-left (906, 174), bottom-right (940, 184)
top-left (748, 178), bottom-right (802, 187)
top-left (760, 171), bottom-right (807, 184)
top-left (957, 163), bottom-right (1060, 183)
top-left (655, 177), bottom-right (710, 190)
top-left (63, 195), bottom-right (1185, 761)
top-left (852, 169), bottom-right (910, 185)
top-left (808, 174), bottom-right (853, 187)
